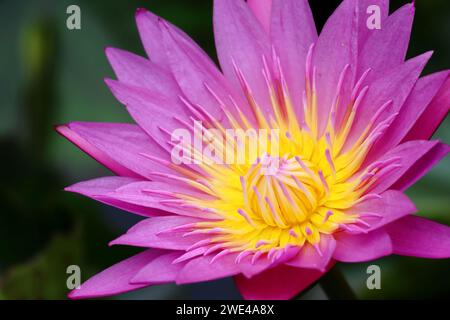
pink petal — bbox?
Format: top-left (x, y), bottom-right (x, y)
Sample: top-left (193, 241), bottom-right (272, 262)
top-left (105, 79), bottom-right (189, 154)
top-left (68, 249), bottom-right (164, 299)
top-left (405, 74), bottom-right (450, 141)
top-left (235, 264), bottom-right (327, 300)
top-left (347, 52), bottom-right (432, 148)
top-left (108, 181), bottom-right (219, 220)
top-left (238, 246), bottom-right (300, 278)
top-left (366, 140), bottom-right (439, 194)
top-left (313, 0), bottom-right (358, 135)
top-left (65, 177), bottom-right (171, 217)
top-left (356, 0), bottom-right (389, 52)
top-left (214, 0), bottom-right (273, 117)
top-left (270, 0), bottom-right (317, 122)
top-left (357, 3), bottom-right (414, 78)
top-left (367, 70), bottom-right (449, 161)
top-left (286, 234), bottom-right (336, 272)
top-left (333, 228), bottom-right (392, 262)
top-left (135, 9), bottom-right (170, 69)
top-left (348, 190), bottom-right (416, 232)
top-left (176, 252), bottom-right (241, 284)
top-left (131, 251), bottom-right (185, 284)
top-left (57, 122), bottom-right (171, 179)
top-left (56, 123), bottom-right (139, 178)
top-left (392, 142), bottom-right (450, 191)
top-left (105, 47), bottom-right (181, 98)
top-left (160, 20), bottom-right (242, 127)
top-left (247, 0), bottom-right (272, 33)
top-left (386, 215), bottom-right (450, 258)
top-left (109, 216), bottom-right (206, 250)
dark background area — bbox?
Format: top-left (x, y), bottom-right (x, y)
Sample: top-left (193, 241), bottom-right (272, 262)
top-left (0, 0), bottom-right (448, 299)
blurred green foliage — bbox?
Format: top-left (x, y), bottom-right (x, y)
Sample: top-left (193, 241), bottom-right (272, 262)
top-left (0, 0), bottom-right (448, 300)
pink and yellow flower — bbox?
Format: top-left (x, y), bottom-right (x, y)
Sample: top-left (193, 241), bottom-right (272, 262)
top-left (58, 0), bottom-right (450, 299)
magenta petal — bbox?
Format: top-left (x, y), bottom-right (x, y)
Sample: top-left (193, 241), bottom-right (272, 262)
top-left (333, 229), bottom-right (392, 262)
top-left (160, 21), bottom-right (240, 126)
top-left (108, 181), bottom-right (219, 220)
top-left (358, 3), bottom-right (414, 77)
top-left (68, 249), bottom-right (164, 299)
top-left (57, 122), bottom-right (171, 179)
top-left (386, 216), bottom-right (450, 258)
top-left (65, 177), bottom-right (171, 217)
top-left (356, 0), bottom-right (389, 52)
top-left (348, 52), bottom-right (432, 147)
top-left (271, 0), bottom-right (317, 122)
top-left (286, 234), bottom-right (336, 271)
top-left (105, 47), bottom-right (182, 100)
top-left (109, 216), bottom-right (206, 250)
top-left (66, 176), bottom-right (139, 195)
top-left (405, 75), bottom-right (450, 141)
top-left (348, 190), bottom-right (416, 232)
top-left (214, 0), bottom-right (273, 116)
top-left (56, 124), bottom-right (139, 178)
top-left (247, 0), bottom-right (272, 33)
top-left (105, 79), bottom-right (191, 154)
top-left (391, 142), bottom-right (450, 191)
top-left (238, 246), bottom-right (300, 278)
top-left (131, 251), bottom-right (185, 284)
top-left (235, 264), bottom-right (326, 300)
top-left (176, 253), bottom-right (241, 284)
top-left (135, 9), bottom-right (170, 69)
top-left (313, 0), bottom-right (358, 135)
top-left (368, 70), bottom-right (449, 161)
top-left (366, 140), bottom-right (439, 194)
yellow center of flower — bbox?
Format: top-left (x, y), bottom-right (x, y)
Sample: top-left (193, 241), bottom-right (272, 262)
top-left (168, 51), bottom-right (391, 255)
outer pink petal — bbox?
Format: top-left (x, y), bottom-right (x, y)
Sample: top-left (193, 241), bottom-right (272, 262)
top-left (56, 124), bottom-right (139, 178)
top-left (270, 0), bottom-right (317, 123)
top-left (247, 0), bottom-right (272, 33)
top-left (105, 79), bottom-right (191, 155)
top-left (357, 3), bottom-right (414, 78)
top-left (65, 177), bottom-right (171, 217)
top-left (386, 216), bottom-right (450, 258)
top-left (160, 21), bottom-right (242, 126)
top-left (356, 0), bottom-right (389, 52)
top-left (366, 140), bottom-right (439, 194)
top-left (214, 0), bottom-right (273, 117)
top-left (314, 0), bottom-right (359, 135)
top-left (235, 264), bottom-right (326, 300)
top-left (405, 75), bottom-right (450, 141)
top-left (135, 9), bottom-right (170, 69)
top-left (104, 180), bottom-right (220, 220)
top-left (105, 47), bottom-right (178, 96)
top-left (347, 52), bottom-right (432, 148)
top-left (131, 251), bottom-right (185, 284)
top-left (367, 70), bottom-right (449, 161)
top-left (109, 216), bottom-right (206, 250)
top-left (238, 246), bottom-right (300, 278)
top-left (391, 142), bottom-right (450, 191)
top-left (347, 190), bottom-right (416, 232)
top-left (68, 249), bottom-right (164, 299)
top-left (285, 234), bottom-right (336, 272)
top-left (57, 122), bottom-right (171, 179)
top-left (333, 228), bottom-right (392, 262)
top-left (176, 253), bottom-right (241, 284)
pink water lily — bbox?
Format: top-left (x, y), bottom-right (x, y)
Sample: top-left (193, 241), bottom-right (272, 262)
top-left (58, 0), bottom-right (450, 300)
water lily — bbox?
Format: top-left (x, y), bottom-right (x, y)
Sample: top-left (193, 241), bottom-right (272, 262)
top-left (58, 0), bottom-right (450, 300)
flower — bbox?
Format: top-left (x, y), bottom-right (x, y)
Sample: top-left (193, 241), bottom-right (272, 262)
top-left (58, 0), bottom-right (450, 300)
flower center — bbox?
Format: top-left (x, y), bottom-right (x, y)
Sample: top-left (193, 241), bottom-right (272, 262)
top-left (167, 47), bottom-right (393, 257)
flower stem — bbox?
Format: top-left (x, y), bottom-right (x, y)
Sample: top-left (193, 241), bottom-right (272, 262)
top-left (319, 265), bottom-right (356, 300)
